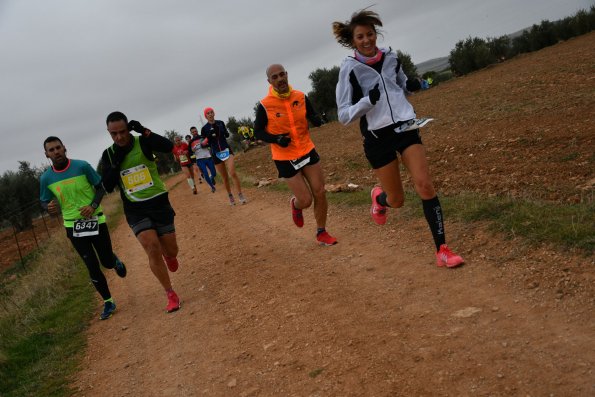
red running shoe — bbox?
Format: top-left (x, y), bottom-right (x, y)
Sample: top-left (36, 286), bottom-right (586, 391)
top-left (435, 244), bottom-right (464, 268)
top-left (290, 197), bottom-right (304, 228)
top-left (165, 290), bottom-right (181, 313)
top-left (370, 186), bottom-right (388, 225)
top-left (163, 255), bottom-right (179, 272)
top-left (317, 231), bottom-right (338, 246)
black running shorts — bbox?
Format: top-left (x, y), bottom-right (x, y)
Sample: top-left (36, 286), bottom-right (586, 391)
top-left (363, 126), bottom-right (423, 169)
top-left (274, 148), bottom-right (320, 179)
top-left (125, 201), bottom-right (176, 236)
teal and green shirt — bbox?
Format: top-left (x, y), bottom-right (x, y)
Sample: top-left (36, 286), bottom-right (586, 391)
top-left (40, 159), bottom-right (106, 228)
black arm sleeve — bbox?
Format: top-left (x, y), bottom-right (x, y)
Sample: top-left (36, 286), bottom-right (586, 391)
top-left (406, 78), bottom-right (422, 92)
top-left (91, 184), bottom-right (107, 207)
top-left (199, 126), bottom-right (208, 139)
top-left (254, 103), bottom-right (281, 144)
top-left (305, 96), bottom-right (322, 127)
top-left (100, 149), bottom-right (120, 193)
top-left (221, 121), bottom-right (230, 138)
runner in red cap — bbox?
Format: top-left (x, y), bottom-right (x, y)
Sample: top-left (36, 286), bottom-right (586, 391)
top-left (200, 107), bottom-right (247, 205)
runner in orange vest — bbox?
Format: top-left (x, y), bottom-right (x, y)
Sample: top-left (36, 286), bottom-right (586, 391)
top-left (254, 64), bottom-right (338, 246)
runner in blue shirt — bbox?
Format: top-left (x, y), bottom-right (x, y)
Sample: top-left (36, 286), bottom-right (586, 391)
top-left (40, 136), bottom-right (126, 320)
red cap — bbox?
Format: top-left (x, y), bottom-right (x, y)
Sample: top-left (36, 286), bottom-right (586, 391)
top-left (203, 107), bottom-right (214, 117)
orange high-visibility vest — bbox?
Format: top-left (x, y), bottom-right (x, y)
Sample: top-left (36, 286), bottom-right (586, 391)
top-left (260, 87), bottom-right (315, 161)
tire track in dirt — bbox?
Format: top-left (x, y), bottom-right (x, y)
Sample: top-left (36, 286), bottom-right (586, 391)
top-left (72, 173), bottom-right (594, 396)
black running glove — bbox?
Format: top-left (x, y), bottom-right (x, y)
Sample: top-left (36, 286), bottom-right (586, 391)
top-left (128, 120), bottom-right (148, 135)
top-left (276, 134), bottom-right (291, 148)
top-left (369, 83), bottom-right (380, 105)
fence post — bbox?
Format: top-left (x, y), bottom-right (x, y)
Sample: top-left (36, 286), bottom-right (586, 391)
top-left (12, 223), bottom-right (24, 266)
top-left (31, 222), bottom-right (39, 249)
top-left (40, 211), bottom-right (50, 237)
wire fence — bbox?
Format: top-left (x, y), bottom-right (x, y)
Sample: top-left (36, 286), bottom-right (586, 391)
top-left (0, 200), bottom-right (63, 274)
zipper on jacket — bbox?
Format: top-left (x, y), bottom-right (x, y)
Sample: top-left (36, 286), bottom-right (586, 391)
top-left (361, 61), bottom-right (397, 126)
top-left (378, 63), bottom-right (397, 125)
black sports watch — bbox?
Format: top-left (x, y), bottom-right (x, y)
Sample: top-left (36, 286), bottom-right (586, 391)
top-left (90, 202), bottom-right (99, 210)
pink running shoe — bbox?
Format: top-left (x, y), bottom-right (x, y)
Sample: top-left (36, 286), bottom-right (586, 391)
top-left (370, 186), bottom-right (388, 225)
top-left (317, 231), bottom-right (338, 246)
top-left (435, 244), bottom-right (464, 268)
top-left (165, 290), bottom-right (181, 313)
top-left (290, 197), bottom-right (304, 228)
top-left (163, 255), bottom-right (179, 272)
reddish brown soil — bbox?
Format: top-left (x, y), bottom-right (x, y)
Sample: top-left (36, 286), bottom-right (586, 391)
top-left (0, 215), bottom-right (63, 270)
top-left (72, 34), bottom-right (593, 396)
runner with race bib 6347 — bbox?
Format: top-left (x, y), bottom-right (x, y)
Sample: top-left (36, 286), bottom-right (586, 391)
top-left (40, 136), bottom-right (127, 320)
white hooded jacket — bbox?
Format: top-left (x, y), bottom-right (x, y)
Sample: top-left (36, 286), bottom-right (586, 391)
top-left (336, 49), bottom-right (416, 133)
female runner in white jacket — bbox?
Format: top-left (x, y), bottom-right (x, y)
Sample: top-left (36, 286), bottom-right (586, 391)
top-left (333, 9), bottom-right (464, 268)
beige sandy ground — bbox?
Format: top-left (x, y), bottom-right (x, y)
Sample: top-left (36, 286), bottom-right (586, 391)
top-left (71, 172), bottom-right (593, 396)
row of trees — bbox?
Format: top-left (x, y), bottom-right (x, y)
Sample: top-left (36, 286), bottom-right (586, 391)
top-left (4, 7), bottom-right (592, 232)
top-left (0, 162), bottom-right (45, 231)
top-left (449, 6), bottom-right (595, 75)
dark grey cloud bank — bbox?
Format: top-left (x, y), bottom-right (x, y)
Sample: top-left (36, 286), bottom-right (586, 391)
top-left (0, 0), bottom-right (591, 172)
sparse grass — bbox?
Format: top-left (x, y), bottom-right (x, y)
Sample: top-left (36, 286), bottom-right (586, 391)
top-left (0, 192), bottom-right (123, 397)
top-left (327, 189), bottom-right (370, 207)
top-left (327, 188), bottom-right (594, 254)
top-left (308, 368), bottom-right (324, 378)
top-left (560, 152), bottom-right (579, 162)
top-left (440, 192), bottom-right (595, 253)
top-left (267, 183), bottom-right (290, 193)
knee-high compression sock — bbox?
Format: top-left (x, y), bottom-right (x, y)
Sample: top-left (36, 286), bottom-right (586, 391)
top-left (422, 196), bottom-right (446, 251)
top-left (376, 191), bottom-right (390, 207)
top-left (187, 178), bottom-right (195, 189)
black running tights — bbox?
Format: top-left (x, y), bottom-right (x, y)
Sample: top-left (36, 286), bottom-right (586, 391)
top-left (66, 223), bottom-right (116, 300)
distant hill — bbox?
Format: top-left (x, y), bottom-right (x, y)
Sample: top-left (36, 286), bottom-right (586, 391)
top-left (415, 27), bottom-right (531, 74)
top-left (415, 56), bottom-right (450, 74)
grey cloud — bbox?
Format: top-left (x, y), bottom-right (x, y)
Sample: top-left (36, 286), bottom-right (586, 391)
top-left (1, 0), bottom-right (591, 173)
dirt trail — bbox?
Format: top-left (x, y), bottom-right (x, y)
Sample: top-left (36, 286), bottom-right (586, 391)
top-left (72, 173), bottom-right (594, 396)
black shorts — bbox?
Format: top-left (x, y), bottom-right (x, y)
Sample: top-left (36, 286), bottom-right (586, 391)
top-left (363, 125), bottom-right (423, 169)
top-left (212, 146), bottom-right (234, 165)
top-left (125, 197), bottom-right (176, 236)
top-left (274, 148), bottom-right (320, 179)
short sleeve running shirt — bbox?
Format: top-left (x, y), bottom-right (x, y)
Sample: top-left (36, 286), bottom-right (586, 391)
top-left (190, 138), bottom-right (212, 159)
top-left (172, 142), bottom-right (191, 165)
top-left (39, 159), bottom-right (106, 227)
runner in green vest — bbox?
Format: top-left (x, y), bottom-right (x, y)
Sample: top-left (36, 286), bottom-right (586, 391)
top-left (100, 111), bottom-right (181, 313)
top-left (40, 136), bottom-right (126, 320)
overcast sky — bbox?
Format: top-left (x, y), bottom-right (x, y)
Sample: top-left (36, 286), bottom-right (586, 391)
top-left (0, 0), bottom-right (591, 173)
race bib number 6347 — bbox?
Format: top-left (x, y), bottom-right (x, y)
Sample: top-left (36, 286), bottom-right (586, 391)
top-left (73, 217), bottom-right (99, 237)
